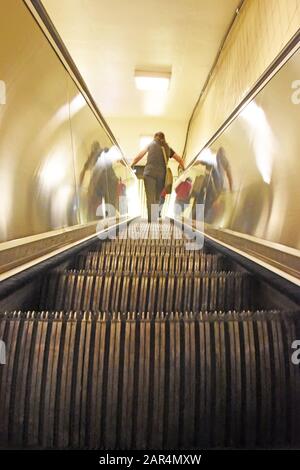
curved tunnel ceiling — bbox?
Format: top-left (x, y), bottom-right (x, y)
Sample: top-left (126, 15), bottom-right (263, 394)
top-left (41, 0), bottom-right (241, 157)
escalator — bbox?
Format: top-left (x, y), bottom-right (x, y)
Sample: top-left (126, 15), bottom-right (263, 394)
top-left (0, 220), bottom-right (299, 449)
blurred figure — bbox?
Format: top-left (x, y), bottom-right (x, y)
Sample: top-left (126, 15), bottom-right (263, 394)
top-left (79, 142), bottom-right (119, 220)
top-left (79, 141), bottom-right (102, 186)
top-left (116, 177), bottom-right (127, 215)
top-left (213, 146), bottom-right (233, 194)
top-left (79, 141), bottom-right (104, 219)
top-left (158, 187), bottom-right (167, 219)
top-left (131, 132), bottom-right (184, 222)
top-left (193, 146), bottom-right (233, 219)
top-left (175, 177), bottom-right (192, 216)
top-left (205, 147), bottom-right (232, 219)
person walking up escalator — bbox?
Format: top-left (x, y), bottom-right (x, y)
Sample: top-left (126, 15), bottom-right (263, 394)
top-left (131, 132), bottom-right (184, 222)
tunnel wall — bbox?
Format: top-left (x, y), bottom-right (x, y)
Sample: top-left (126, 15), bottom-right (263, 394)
top-left (0, 0), bottom-right (137, 249)
top-left (184, 0), bottom-right (300, 162)
top-left (170, 45), bottom-right (300, 277)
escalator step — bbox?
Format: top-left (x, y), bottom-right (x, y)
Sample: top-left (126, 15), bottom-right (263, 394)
top-left (0, 310), bottom-right (299, 449)
top-left (77, 252), bottom-right (223, 273)
top-left (40, 271), bottom-right (254, 313)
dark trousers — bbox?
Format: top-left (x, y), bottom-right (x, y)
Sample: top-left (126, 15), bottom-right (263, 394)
top-left (143, 175), bottom-right (165, 222)
top-left (158, 195), bottom-right (166, 217)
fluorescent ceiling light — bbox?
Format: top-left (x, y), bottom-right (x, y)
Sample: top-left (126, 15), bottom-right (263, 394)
top-left (134, 70), bottom-right (171, 91)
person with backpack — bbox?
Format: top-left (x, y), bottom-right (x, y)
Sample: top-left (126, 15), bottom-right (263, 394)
top-left (131, 132), bottom-right (184, 222)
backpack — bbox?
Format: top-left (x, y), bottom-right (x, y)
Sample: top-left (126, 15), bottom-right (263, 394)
top-left (161, 146), bottom-right (173, 194)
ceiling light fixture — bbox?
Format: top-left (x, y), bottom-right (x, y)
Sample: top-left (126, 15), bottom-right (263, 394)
top-left (134, 70), bottom-right (171, 91)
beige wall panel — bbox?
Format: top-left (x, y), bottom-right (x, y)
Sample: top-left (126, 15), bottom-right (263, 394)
top-left (0, 0), bottom-right (136, 247)
top-left (171, 47), bottom-right (300, 255)
top-left (185, 0), bottom-right (300, 163)
top-left (0, 0), bottom-right (76, 241)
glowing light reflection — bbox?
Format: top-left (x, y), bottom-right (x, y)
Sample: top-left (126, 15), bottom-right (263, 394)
top-left (139, 135), bottom-right (153, 150)
top-left (197, 148), bottom-right (216, 166)
top-left (51, 185), bottom-right (73, 226)
top-left (39, 152), bottom-right (66, 189)
top-left (240, 101), bottom-right (276, 184)
top-left (126, 182), bottom-right (141, 216)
